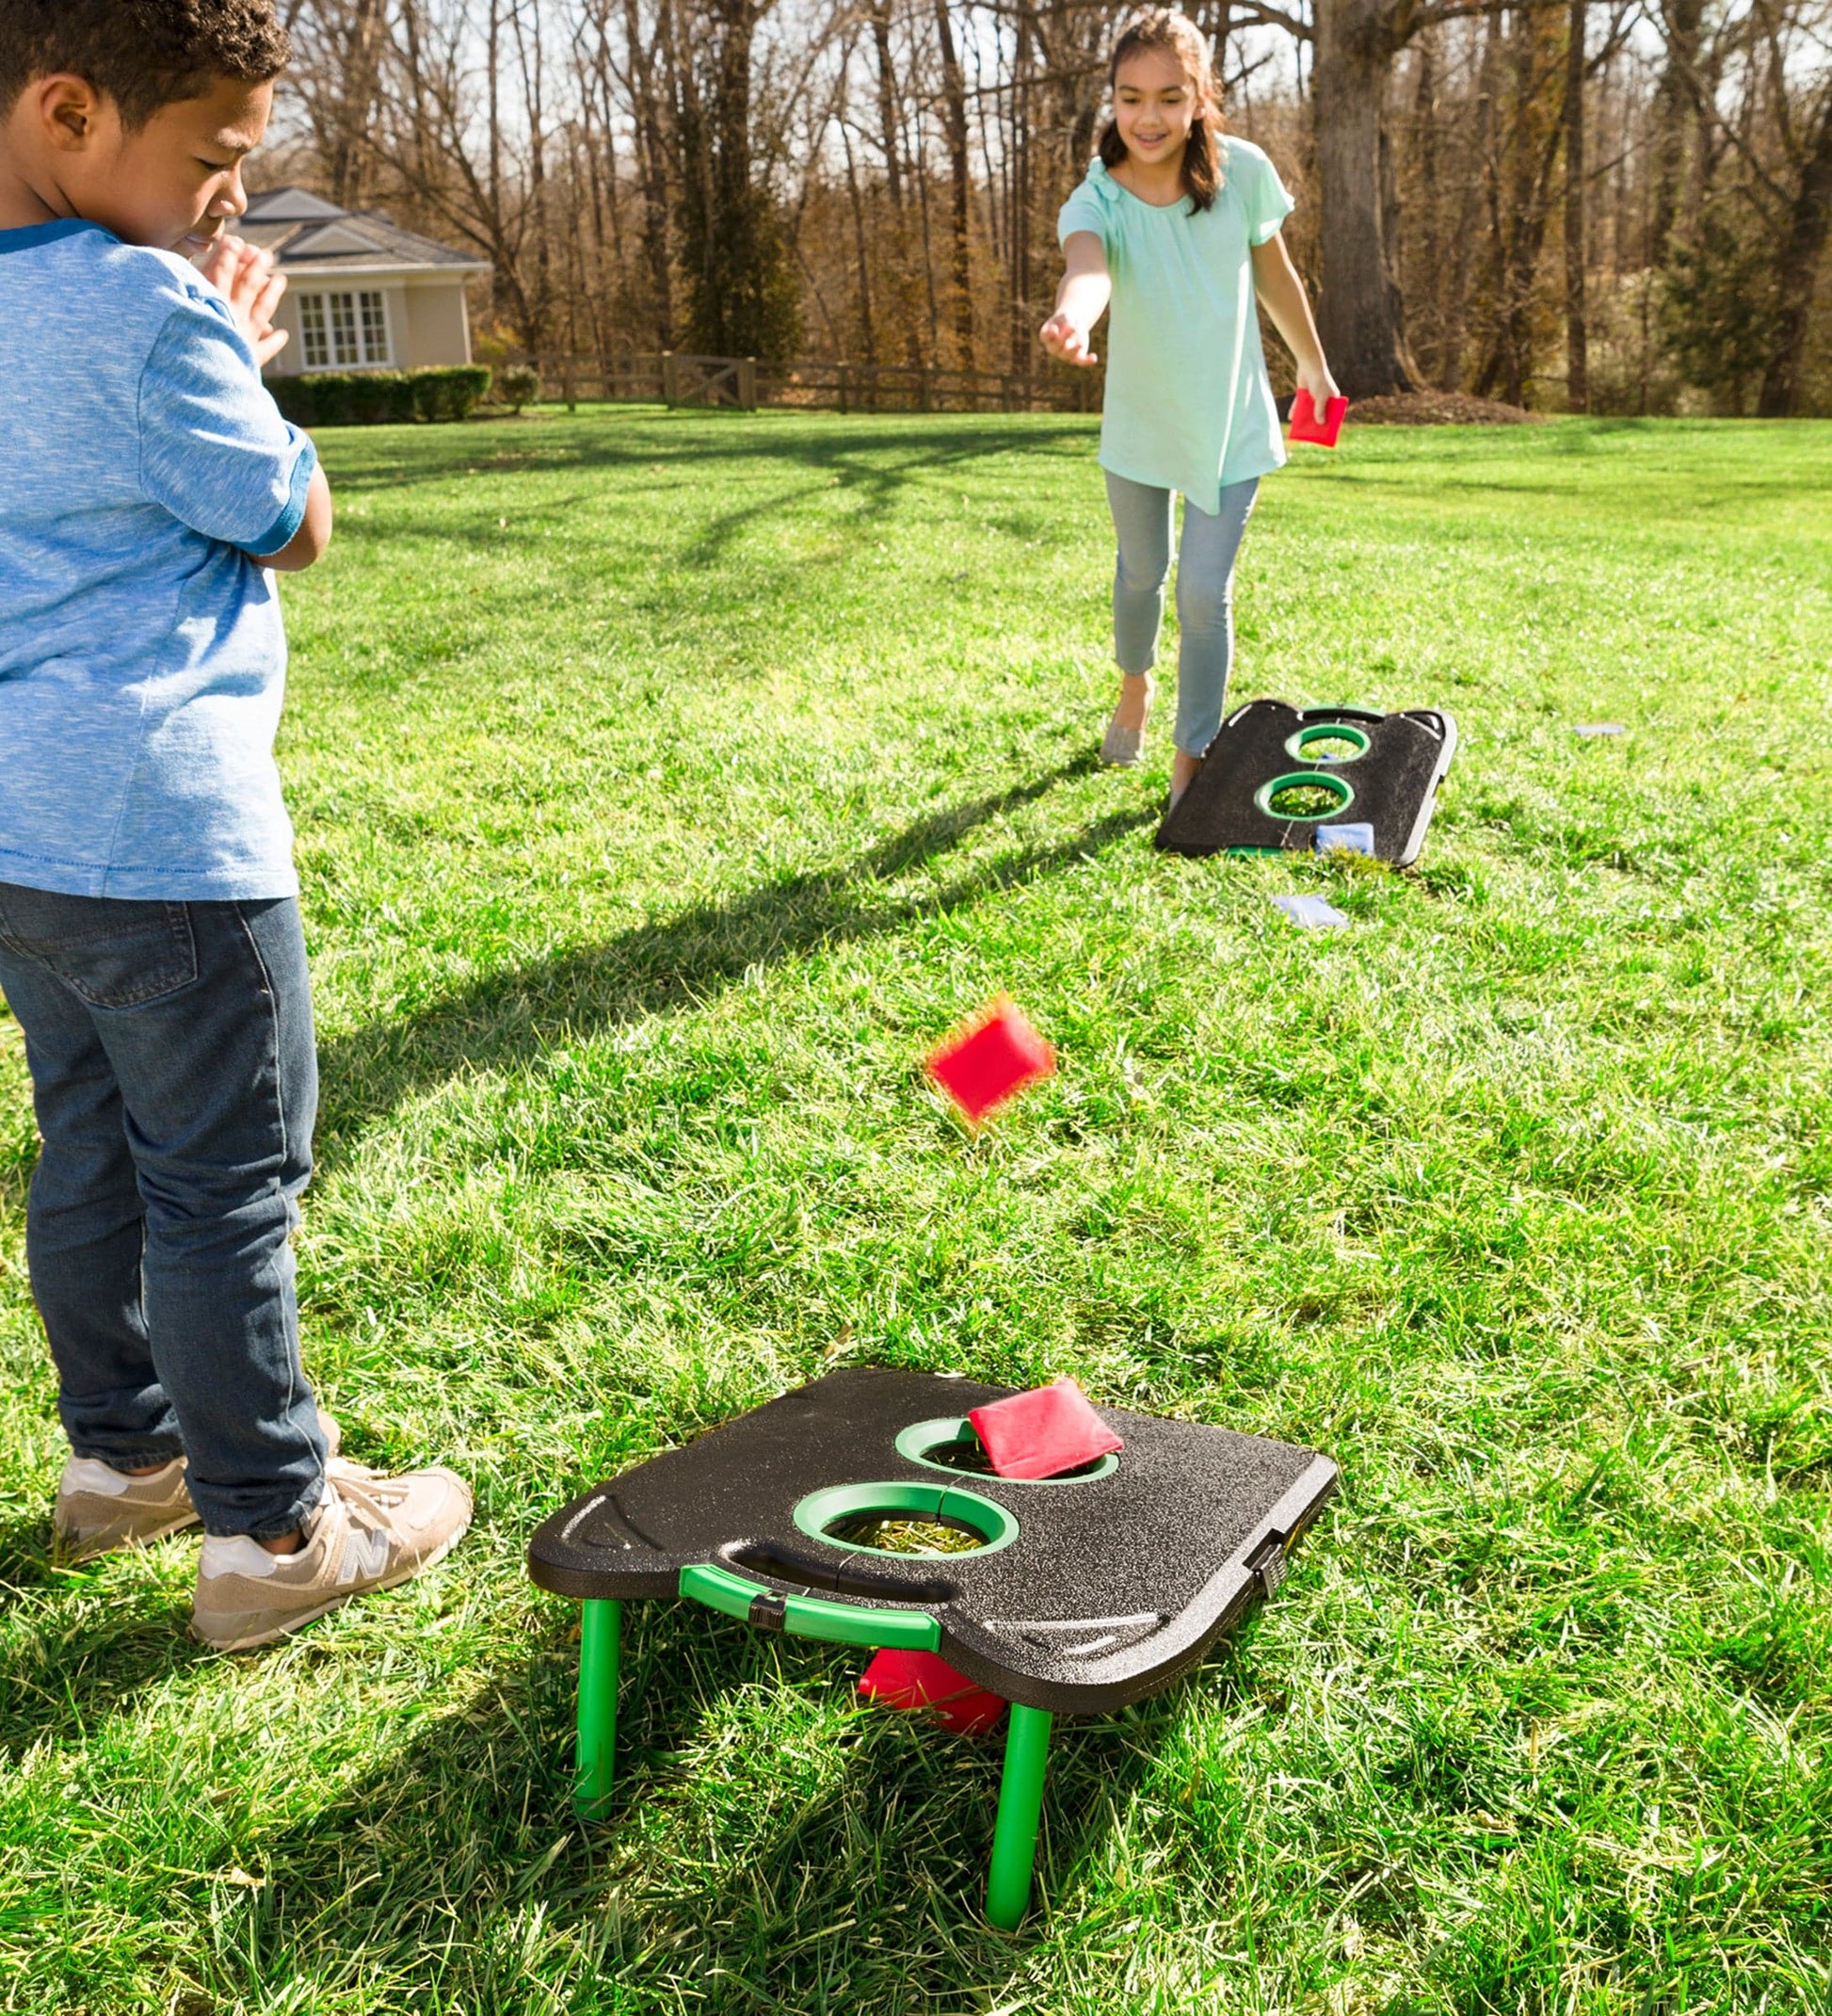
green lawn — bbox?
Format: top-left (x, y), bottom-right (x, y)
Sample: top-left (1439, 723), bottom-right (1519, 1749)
top-left (2, 411), bottom-right (1829, 2015)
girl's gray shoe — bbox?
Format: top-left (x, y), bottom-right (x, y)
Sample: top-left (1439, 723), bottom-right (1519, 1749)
top-left (1101, 718), bottom-right (1146, 766)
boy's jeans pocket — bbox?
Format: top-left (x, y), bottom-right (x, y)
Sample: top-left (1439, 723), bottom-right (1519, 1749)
top-left (0, 886), bottom-right (198, 1008)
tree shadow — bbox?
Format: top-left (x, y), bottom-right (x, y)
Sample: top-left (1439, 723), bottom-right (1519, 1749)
top-left (328, 412), bottom-right (1099, 505)
top-left (314, 753), bottom-right (1159, 1162)
top-left (322, 416), bottom-right (1102, 592)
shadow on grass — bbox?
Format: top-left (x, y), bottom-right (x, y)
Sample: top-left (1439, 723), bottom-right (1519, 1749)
top-left (315, 752), bottom-right (1159, 1161)
top-left (330, 412), bottom-right (1097, 500)
top-left (190, 1602), bottom-right (1178, 2008)
top-left (0, 1520), bottom-right (204, 1765)
top-left (324, 415), bottom-right (1101, 589)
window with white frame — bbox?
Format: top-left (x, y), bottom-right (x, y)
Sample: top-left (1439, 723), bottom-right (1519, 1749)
top-left (297, 289), bottom-right (392, 369)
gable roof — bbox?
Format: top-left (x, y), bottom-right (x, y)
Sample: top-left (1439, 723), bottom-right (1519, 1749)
top-left (240, 186), bottom-right (490, 274)
top-left (242, 187), bottom-right (345, 222)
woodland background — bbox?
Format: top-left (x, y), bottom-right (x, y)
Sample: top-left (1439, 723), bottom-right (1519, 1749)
top-left (265, 0), bottom-right (1832, 415)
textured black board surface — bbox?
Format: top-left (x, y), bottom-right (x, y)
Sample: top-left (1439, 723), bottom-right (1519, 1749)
top-left (1155, 699), bottom-right (1457, 866)
top-left (527, 1368), bottom-right (1337, 1712)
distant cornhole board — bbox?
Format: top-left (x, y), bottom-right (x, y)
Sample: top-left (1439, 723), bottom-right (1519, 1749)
top-left (527, 1367), bottom-right (1336, 1929)
top-left (1156, 700), bottom-right (1458, 867)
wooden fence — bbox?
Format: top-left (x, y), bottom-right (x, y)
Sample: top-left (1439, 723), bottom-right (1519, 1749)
top-left (534, 350), bottom-right (1102, 416)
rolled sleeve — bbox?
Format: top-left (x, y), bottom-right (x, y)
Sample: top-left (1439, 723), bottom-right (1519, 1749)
top-left (137, 298), bottom-right (315, 550)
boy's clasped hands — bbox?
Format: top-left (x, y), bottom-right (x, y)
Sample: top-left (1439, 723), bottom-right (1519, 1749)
top-left (195, 232), bottom-right (291, 365)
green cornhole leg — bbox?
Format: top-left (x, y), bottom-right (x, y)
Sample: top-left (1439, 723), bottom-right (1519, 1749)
top-left (575, 1598), bottom-right (620, 1818)
top-left (986, 1702), bottom-right (1052, 1930)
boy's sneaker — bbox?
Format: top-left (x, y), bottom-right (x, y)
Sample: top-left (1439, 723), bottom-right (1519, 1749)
top-left (189, 1457), bottom-right (472, 1652)
top-left (54, 1411), bottom-right (343, 1565)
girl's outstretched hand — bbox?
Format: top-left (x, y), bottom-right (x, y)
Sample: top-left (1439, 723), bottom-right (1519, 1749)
top-left (1040, 311), bottom-right (1098, 367)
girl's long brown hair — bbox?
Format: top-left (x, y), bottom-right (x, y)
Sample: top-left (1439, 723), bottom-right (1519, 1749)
top-left (1096, 8), bottom-right (1224, 211)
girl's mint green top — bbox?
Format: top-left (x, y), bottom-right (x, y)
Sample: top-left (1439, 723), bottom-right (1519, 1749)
top-left (1057, 138), bottom-right (1294, 514)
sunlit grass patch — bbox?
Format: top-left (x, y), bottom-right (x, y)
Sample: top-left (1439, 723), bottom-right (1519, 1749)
top-left (0, 411), bottom-right (1828, 2013)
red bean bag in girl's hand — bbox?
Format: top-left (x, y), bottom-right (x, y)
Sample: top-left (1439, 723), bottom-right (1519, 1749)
top-left (925, 995), bottom-right (1055, 1127)
top-left (969, 1377), bottom-right (1125, 1481)
top-left (859, 1649), bottom-right (1007, 1736)
top-left (1288, 389), bottom-right (1349, 446)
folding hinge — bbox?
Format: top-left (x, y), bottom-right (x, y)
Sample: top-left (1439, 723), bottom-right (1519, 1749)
top-left (1246, 1535), bottom-right (1287, 1601)
top-left (747, 1590), bottom-right (787, 1632)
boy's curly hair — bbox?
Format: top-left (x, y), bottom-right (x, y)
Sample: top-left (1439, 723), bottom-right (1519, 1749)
top-left (0, 0), bottom-right (289, 130)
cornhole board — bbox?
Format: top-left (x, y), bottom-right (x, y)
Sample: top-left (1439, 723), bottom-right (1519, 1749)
top-left (527, 1367), bottom-right (1337, 1928)
top-left (1156, 700), bottom-right (1458, 866)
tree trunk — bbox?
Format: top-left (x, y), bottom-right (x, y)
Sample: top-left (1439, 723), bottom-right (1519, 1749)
top-left (1008, 0), bottom-right (1034, 378)
top-left (1312, 0), bottom-right (1416, 396)
top-left (839, 90), bottom-right (877, 368)
top-left (870, 0), bottom-right (925, 367)
top-left (1564, 0), bottom-right (1587, 412)
top-left (1472, 1), bottom-right (1564, 406)
top-left (1758, 91), bottom-right (1832, 417)
top-left (1647, 0), bottom-right (1704, 264)
top-left (325, 0), bottom-right (385, 208)
top-left (673, 0), bottom-right (798, 361)
top-left (933, 0), bottom-right (975, 365)
top-left (623, 0), bottom-right (676, 348)
top-left (870, 0), bottom-right (904, 211)
top-left (1411, 33), bottom-right (1442, 382)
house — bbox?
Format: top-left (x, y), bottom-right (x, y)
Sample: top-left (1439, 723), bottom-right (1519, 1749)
top-left (239, 187), bottom-right (490, 378)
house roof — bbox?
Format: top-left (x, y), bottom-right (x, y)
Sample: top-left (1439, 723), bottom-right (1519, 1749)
top-left (240, 186), bottom-right (490, 275)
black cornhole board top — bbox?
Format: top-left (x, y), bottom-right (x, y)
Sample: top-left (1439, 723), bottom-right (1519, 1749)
top-left (527, 1368), bottom-right (1337, 1713)
top-left (1155, 700), bottom-right (1458, 866)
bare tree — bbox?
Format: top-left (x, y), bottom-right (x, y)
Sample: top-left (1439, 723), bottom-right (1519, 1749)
top-left (267, 0), bottom-right (1832, 413)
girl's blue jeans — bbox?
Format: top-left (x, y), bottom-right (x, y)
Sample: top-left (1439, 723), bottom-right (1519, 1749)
top-left (0, 884), bottom-right (328, 1540)
top-left (1105, 471), bottom-right (1260, 758)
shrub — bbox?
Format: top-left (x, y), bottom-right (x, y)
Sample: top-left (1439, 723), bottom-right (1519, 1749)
top-left (495, 364), bottom-right (540, 413)
top-left (270, 365), bottom-right (491, 428)
top-left (415, 366), bottom-right (491, 422)
top-left (1657, 204), bottom-right (1780, 415)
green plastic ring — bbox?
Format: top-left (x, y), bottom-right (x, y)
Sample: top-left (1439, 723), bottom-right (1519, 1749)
top-left (1283, 722), bottom-right (1370, 765)
top-left (792, 1479), bottom-right (1020, 1556)
top-left (894, 1416), bottom-right (1120, 1484)
top-left (1253, 770), bottom-right (1356, 821)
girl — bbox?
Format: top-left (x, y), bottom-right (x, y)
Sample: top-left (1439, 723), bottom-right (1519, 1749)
top-left (1041, 8), bottom-right (1340, 805)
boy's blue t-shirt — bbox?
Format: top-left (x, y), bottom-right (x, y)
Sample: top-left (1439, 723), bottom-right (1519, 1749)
top-left (0, 219), bottom-right (317, 900)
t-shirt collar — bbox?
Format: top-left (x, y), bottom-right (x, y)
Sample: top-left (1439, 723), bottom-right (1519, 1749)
top-left (0, 218), bottom-right (111, 255)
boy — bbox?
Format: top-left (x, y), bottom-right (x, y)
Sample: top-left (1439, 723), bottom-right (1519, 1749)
top-left (0, 0), bottom-right (470, 1650)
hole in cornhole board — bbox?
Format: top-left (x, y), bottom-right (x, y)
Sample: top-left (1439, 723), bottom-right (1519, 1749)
top-left (895, 1415), bottom-right (1118, 1483)
top-left (830, 1513), bottom-right (987, 1555)
top-left (793, 1479), bottom-right (1022, 1557)
top-left (1157, 700), bottom-right (1457, 867)
top-left (1285, 723), bottom-right (1370, 766)
top-left (1257, 772), bottom-right (1355, 821)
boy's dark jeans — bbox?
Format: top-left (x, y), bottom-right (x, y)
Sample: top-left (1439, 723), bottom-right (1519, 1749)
top-left (0, 883), bottom-right (327, 1539)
